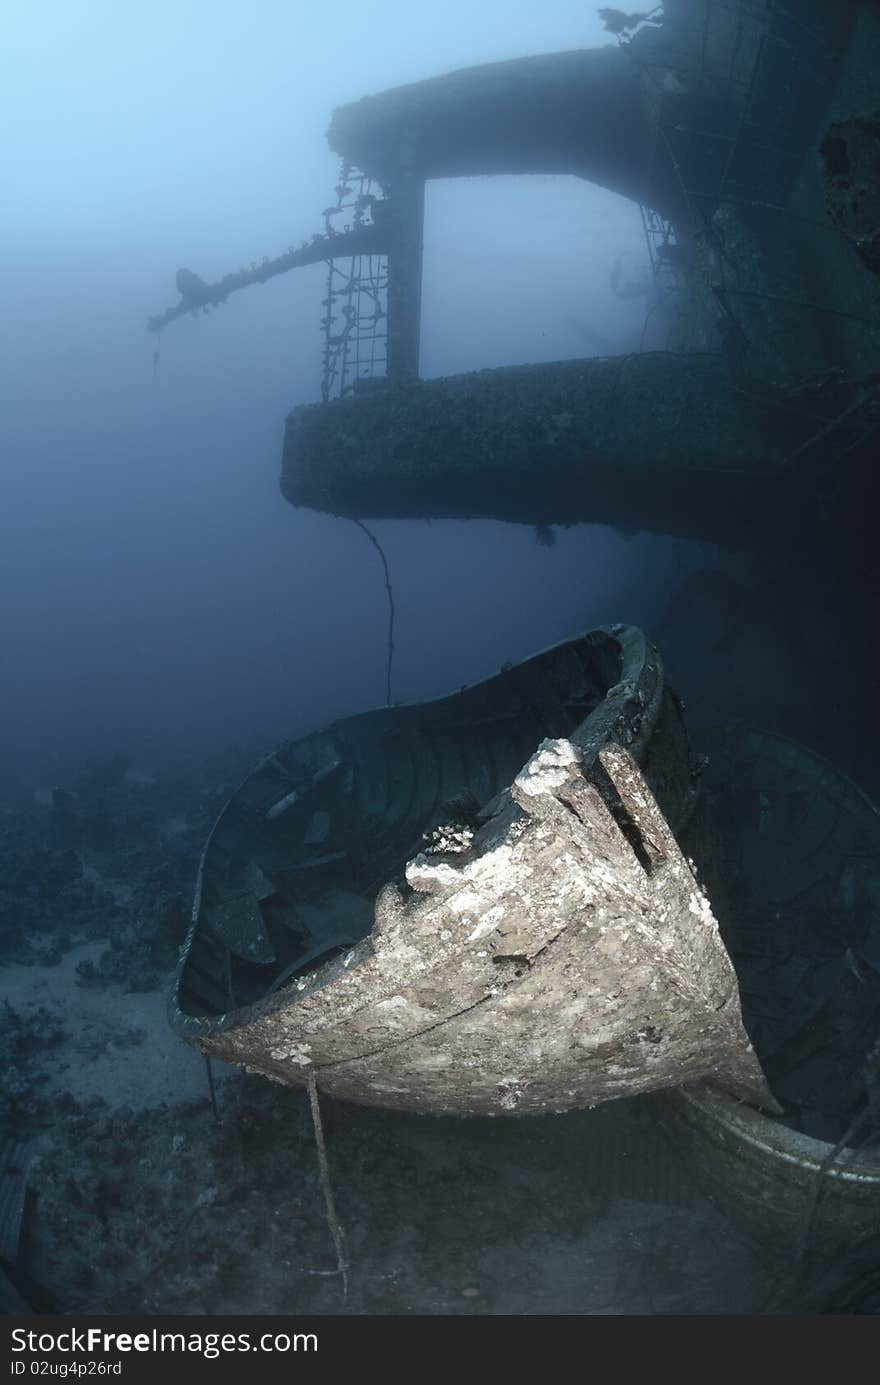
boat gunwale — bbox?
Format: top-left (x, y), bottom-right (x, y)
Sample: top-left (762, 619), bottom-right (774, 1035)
top-left (667, 1083), bottom-right (880, 1186)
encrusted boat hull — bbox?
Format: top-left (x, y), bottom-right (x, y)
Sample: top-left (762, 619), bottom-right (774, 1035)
top-left (653, 728), bottom-right (880, 1255)
top-left (170, 625), bottom-right (772, 1116)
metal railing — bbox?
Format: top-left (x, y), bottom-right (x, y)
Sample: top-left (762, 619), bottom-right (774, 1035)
top-left (321, 163), bottom-right (389, 401)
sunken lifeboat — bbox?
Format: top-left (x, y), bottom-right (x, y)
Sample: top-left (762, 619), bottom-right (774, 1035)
top-left (170, 624), bottom-right (773, 1116)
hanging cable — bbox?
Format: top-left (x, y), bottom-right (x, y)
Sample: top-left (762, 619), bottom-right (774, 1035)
top-left (352, 519), bottom-right (395, 707)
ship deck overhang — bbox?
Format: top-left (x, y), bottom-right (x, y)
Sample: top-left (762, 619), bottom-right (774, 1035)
top-left (282, 354), bottom-right (815, 548)
top-left (327, 46), bottom-right (680, 220)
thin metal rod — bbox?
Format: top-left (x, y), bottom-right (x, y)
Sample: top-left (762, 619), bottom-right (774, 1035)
top-left (306, 1076), bottom-right (349, 1304)
top-left (204, 1056), bottom-right (219, 1123)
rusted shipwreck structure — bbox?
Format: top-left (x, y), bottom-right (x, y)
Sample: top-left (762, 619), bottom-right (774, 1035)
top-left (148, 2), bottom-right (880, 551)
top-left (161, 3), bottom-right (880, 1257)
top-left (276, 0), bottom-right (879, 550)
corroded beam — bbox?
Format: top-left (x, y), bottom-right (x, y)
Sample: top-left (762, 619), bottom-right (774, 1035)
top-left (385, 173), bottom-right (425, 381)
top-left (146, 222), bottom-right (390, 334)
